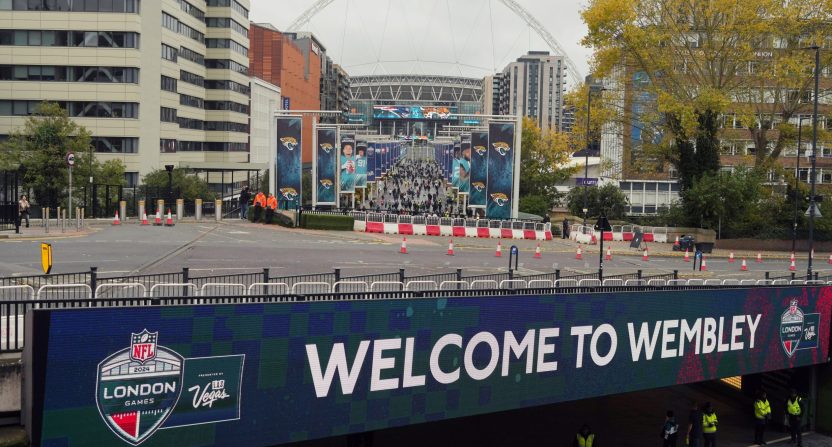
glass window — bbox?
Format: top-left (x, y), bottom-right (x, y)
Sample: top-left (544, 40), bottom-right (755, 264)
top-left (28, 30), bottom-right (41, 45)
top-left (0, 0), bottom-right (11, 10)
top-left (41, 31), bottom-right (55, 46)
top-left (0, 100), bottom-right (11, 115)
top-left (13, 30), bottom-right (27, 45)
top-left (83, 0), bottom-right (98, 11)
top-left (84, 31), bottom-right (98, 47)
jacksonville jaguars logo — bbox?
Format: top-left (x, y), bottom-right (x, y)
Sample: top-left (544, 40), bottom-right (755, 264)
top-left (490, 193), bottom-right (509, 207)
top-left (474, 146), bottom-right (487, 156)
top-left (319, 179), bottom-right (333, 190)
top-left (472, 182), bottom-right (485, 192)
top-left (280, 137), bottom-right (298, 151)
top-left (492, 142), bottom-right (510, 156)
top-left (319, 143), bottom-right (333, 154)
top-left (280, 187), bottom-right (299, 201)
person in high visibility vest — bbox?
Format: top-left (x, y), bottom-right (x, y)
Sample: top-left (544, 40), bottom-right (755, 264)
top-left (753, 390), bottom-right (771, 445)
top-left (253, 191), bottom-right (266, 222)
top-left (786, 389), bottom-right (803, 447)
top-left (702, 402), bottom-right (718, 447)
top-left (572, 424), bottom-right (596, 447)
top-left (265, 194), bottom-right (277, 224)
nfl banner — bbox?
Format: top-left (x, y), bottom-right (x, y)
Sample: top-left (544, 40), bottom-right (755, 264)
top-left (339, 133), bottom-right (356, 194)
top-left (275, 117), bottom-right (302, 208)
top-left (458, 135), bottom-right (471, 195)
top-left (451, 142), bottom-right (461, 190)
top-left (314, 127), bottom-right (337, 206)
top-left (355, 140), bottom-right (368, 189)
top-left (486, 121), bottom-right (515, 219)
top-left (367, 143), bottom-right (376, 183)
top-left (469, 131), bottom-right (488, 208)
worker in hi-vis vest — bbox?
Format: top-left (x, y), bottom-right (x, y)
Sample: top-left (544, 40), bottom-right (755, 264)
top-left (573, 424), bottom-right (596, 447)
top-left (702, 402), bottom-right (718, 447)
top-left (753, 390), bottom-right (771, 445)
top-left (786, 389), bottom-right (803, 447)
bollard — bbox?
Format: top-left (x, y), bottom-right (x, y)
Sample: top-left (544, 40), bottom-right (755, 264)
top-left (176, 199), bottom-right (184, 221)
top-left (76, 207), bottom-right (80, 230)
top-left (138, 200), bottom-right (145, 222)
top-left (119, 201), bottom-right (127, 222)
top-left (61, 208), bottom-right (66, 233)
top-left (215, 199), bottom-right (222, 221)
top-left (156, 199), bottom-right (165, 217)
top-left (195, 199), bottom-right (203, 221)
top-left (45, 207), bottom-right (49, 233)
top-left (80, 207), bottom-right (85, 228)
top-left (56, 206), bottom-right (61, 228)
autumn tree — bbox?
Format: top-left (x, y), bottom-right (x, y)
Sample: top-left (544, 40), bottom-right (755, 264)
top-left (519, 117), bottom-right (576, 215)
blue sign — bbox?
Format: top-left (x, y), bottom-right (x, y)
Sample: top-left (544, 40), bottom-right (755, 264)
top-left (576, 178), bottom-right (599, 186)
top-left (282, 97), bottom-right (290, 110)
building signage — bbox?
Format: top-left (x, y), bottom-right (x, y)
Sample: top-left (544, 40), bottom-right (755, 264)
top-left (576, 178), bottom-right (599, 186)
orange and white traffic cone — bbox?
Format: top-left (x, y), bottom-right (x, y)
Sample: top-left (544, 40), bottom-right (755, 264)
top-left (790, 252), bottom-right (796, 263)
top-left (141, 212), bottom-right (149, 226)
top-left (605, 247), bottom-right (612, 261)
top-left (728, 252), bottom-right (735, 263)
top-left (575, 245), bottom-right (583, 260)
top-left (447, 239), bottom-right (455, 256)
top-left (684, 248), bottom-right (690, 262)
top-left (642, 247), bottom-right (649, 261)
top-left (789, 259), bottom-right (796, 271)
top-left (534, 243), bottom-right (542, 259)
top-left (673, 236), bottom-right (680, 247)
top-left (827, 254), bottom-right (832, 265)
top-left (400, 237), bottom-right (408, 254)
top-left (164, 209), bottom-right (174, 226)
top-left (741, 258), bottom-right (748, 271)
top-left (112, 211), bottom-right (121, 225)
top-left (701, 255), bottom-right (708, 271)
top-left (153, 209), bottom-right (162, 226)
top-left (495, 241), bottom-right (502, 257)
top-left (756, 252), bottom-right (763, 263)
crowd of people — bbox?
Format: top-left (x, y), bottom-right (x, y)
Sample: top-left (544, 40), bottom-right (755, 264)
top-left (364, 159), bottom-right (458, 216)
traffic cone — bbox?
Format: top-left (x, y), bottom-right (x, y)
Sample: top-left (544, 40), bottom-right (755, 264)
top-left (447, 239), bottom-right (455, 256)
top-left (684, 248), bottom-right (690, 262)
top-left (153, 209), bottom-right (162, 226)
top-left (728, 252), bottom-right (735, 263)
top-left (642, 247), bottom-right (649, 261)
top-left (827, 254), bottom-right (832, 265)
top-left (164, 209), bottom-right (174, 226)
top-left (605, 247), bottom-right (612, 261)
top-left (756, 252), bottom-right (763, 263)
top-left (140, 212), bottom-right (149, 226)
top-left (741, 258), bottom-right (748, 271)
top-left (112, 211), bottom-right (121, 225)
top-left (789, 259), bottom-right (796, 271)
top-left (400, 237), bottom-right (407, 254)
top-left (701, 255), bottom-right (708, 271)
top-left (790, 252), bottom-right (796, 263)
top-left (495, 241), bottom-right (502, 257)
top-left (576, 245), bottom-right (583, 260)
top-left (534, 243), bottom-right (542, 259)
top-left (673, 236), bottom-right (680, 247)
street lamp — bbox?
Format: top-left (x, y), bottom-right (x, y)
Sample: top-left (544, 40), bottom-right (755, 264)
top-left (806, 45), bottom-right (820, 279)
top-left (583, 75), bottom-right (605, 226)
top-left (792, 116), bottom-right (809, 254)
top-left (165, 164), bottom-right (174, 210)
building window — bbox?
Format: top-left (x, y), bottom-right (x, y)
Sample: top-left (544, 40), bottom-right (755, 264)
top-left (205, 38), bottom-right (247, 56)
top-left (205, 58), bottom-right (247, 74)
top-left (177, 0), bottom-right (204, 21)
top-left (179, 94), bottom-right (204, 108)
top-left (162, 12), bottom-right (178, 32)
top-left (179, 69), bottom-right (204, 87)
top-left (92, 136), bottom-right (138, 153)
top-left (124, 172), bottom-right (138, 187)
top-left (179, 46), bottom-right (205, 65)
top-left (0, 30), bottom-right (139, 48)
top-left (160, 106), bottom-right (177, 123)
top-left (160, 138), bottom-right (177, 153)
top-left (161, 43), bottom-right (177, 62)
top-left (204, 79), bottom-right (249, 95)
top-left (204, 100), bottom-right (248, 114)
top-left (0, 0), bottom-right (140, 12)
top-left (206, 0), bottom-right (248, 18)
top-left (161, 75), bottom-right (177, 92)
top-left (178, 22), bottom-right (204, 43)
top-left (0, 65), bottom-right (139, 83)
top-left (205, 17), bottom-right (248, 37)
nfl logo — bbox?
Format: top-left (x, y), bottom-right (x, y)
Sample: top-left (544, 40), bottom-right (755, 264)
top-left (780, 299), bottom-right (805, 357)
top-left (130, 329), bottom-right (157, 364)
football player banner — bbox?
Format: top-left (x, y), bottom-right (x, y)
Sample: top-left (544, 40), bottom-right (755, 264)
top-left (25, 288), bottom-right (830, 446)
top-left (458, 136), bottom-right (471, 195)
top-left (314, 127), bottom-right (337, 206)
top-left (275, 117), bottom-right (302, 208)
top-left (339, 133), bottom-right (357, 194)
top-left (486, 121), bottom-right (516, 219)
top-left (469, 131), bottom-right (489, 208)
top-left (355, 140), bottom-right (368, 189)
top-left (366, 143), bottom-right (376, 183)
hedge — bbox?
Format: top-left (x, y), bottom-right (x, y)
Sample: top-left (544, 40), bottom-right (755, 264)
top-left (299, 213), bottom-right (354, 231)
top-left (247, 206), bottom-right (293, 227)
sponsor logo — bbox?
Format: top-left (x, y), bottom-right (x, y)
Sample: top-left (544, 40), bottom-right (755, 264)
top-left (188, 380), bottom-right (231, 409)
top-left (474, 146), bottom-right (487, 156)
top-left (280, 187), bottom-right (299, 202)
top-left (280, 137), bottom-right (298, 151)
top-left (96, 331), bottom-right (183, 445)
top-left (780, 299), bottom-right (821, 357)
top-left (472, 182), bottom-right (485, 192)
top-left (319, 143), bottom-right (333, 153)
top-left (492, 142), bottom-right (510, 156)
top-left (490, 193), bottom-right (509, 207)
top-left (320, 179), bottom-right (333, 190)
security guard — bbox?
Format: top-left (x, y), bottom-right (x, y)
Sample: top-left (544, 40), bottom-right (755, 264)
top-left (253, 191), bottom-right (266, 222)
top-left (786, 389), bottom-right (803, 447)
top-left (265, 193), bottom-right (277, 224)
top-left (573, 424), bottom-right (596, 447)
top-left (754, 390), bottom-right (771, 445)
top-left (702, 402), bottom-right (718, 447)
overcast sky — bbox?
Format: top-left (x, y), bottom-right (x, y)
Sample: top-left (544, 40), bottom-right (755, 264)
top-left (250, 0), bottom-right (592, 82)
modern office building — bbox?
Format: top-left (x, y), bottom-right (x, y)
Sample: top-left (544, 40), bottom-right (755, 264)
top-left (481, 74), bottom-right (501, 116)
top-left (320, 56), bottom-right (350, 123)
top-left (248, 76), bottom-right (280, 166)
top-left (0, 0), bottom-right (254, 186)
top-left (496, 51), bottom-right (568, 132)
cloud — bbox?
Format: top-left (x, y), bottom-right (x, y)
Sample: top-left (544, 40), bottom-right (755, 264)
top-left (250, 0), bottom-right (591, 82)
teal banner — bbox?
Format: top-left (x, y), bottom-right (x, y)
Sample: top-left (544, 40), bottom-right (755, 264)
top-left (469, 131), bottom-right (488, 208)
top-left (339, 133), bottom-right (356, 194)
top-left (486, 122), bottom-right (515, 219)
top-left (27, 288), bottom-right (831, 446)
top-left (315, 127), bottom-right (337, 205)
top-left (275, 117), bottom-right (302, 207)
top-left (355, 140), bottom-right (368, 189)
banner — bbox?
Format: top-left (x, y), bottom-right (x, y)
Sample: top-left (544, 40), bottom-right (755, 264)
top-left (355, 140), bottom-right (368, 189)
top-left (275, 117), bottom-right (302, 207)
top-left (314, 127), bottom-right (337, 205)
top-left (451, 142), bottom-right (461, 190)
top-left (486, 121), bottom-right (515, 219)
top-left (458, 135), bottom-right (471, 195)
top-left (339, 133), bottom-right (356, 194)
top-left (367, 143), bottom-right (376, 183)
top-left (469, 131), bottom-right (488, 208)
top-left (27, 288), bottom-right (830, 446)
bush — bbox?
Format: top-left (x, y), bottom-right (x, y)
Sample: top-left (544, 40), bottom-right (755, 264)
top-left (300, 213), bottom-right (354, 231)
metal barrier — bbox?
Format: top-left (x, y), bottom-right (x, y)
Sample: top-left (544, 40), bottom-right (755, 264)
top-left (291, 282), bottom-right (332, 294)
top-left (602, 279), bottom-right (625, 287)
top-left (94, 283), bottom-right (147, 299)
top-left (555, 279), bottom-right (578, 288)
top-left (499, 279), bottom-right (527, 289)
top-left (647, 279), bottom-right (667, 286)
top-left (200, 283), bottom-right (247, 297)
top-left (370, 281), bottom-right (404, 292)
top-left (439, 281), bottom-right (469, 290)
top-left (247, 283), bottom-right (290, 295)
top-left (528, 279), bottom-right (554, 288)
top-left (470, 280), bottom-right (499, 290)
top-left (149, 283), bottom-right (198, 297)
top-left (625, 279), bottom-right (646, 287)
top-left (405, 280), bottom-right (438, 291)
top-left (578, 279), bottom-right (601, 287)
top-left (332, 281), bottom-right (369, 293)
top-left (37, 284), bottom-right (92, 300)
top-left (0, 285), bottom-right (34, 301)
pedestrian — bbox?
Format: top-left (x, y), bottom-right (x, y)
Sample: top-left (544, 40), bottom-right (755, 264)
top-left (18, 195), bottom-right (30, 228)
top-left (786, 389), bottom-right (803, 447)
top-left (543, 213), bottom-right (550, 224)
top-left (253, 190), bottom-right (266, 222)
top-left (687, 402), bottom-right (702, 447)
top-left (702, 402), bottom-right (718, 447)
top-left (265, 193), bottom-right (277, 223)
top-left (239, 186), bottom-right (251, 220)
top-left (754, 390), bottom-right (771, 445)
top-left (573, 424), bottom-right (596, 447)
top-left (562, 217), bottom-right (570, 239)
top-left (662, 410), bottom-right (679, 447)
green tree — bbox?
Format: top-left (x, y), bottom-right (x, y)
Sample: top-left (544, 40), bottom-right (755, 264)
top-left (1, 102), bottom-right (93, 207)
top-left (567, 183), bottom-right (629, 220)
top-left (519, 117), bottom-right (576, 215)
top-left (141, 168), bottom-right (216, 201)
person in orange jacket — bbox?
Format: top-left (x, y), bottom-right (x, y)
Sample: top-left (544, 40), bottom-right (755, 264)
top-left (253, 191), bottom-right (266, 222)
top-left (265, 194), bottom-right (277, 224)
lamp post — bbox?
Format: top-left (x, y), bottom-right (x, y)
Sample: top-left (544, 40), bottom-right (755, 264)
top-left (165, 165), bottom-right (174, 210)
top-left (583, 76), bottom-right (605, 225)
top-left (807, 45), bottom-right (820, 279)
top-left (792, 117), bottom-right (808, 254)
